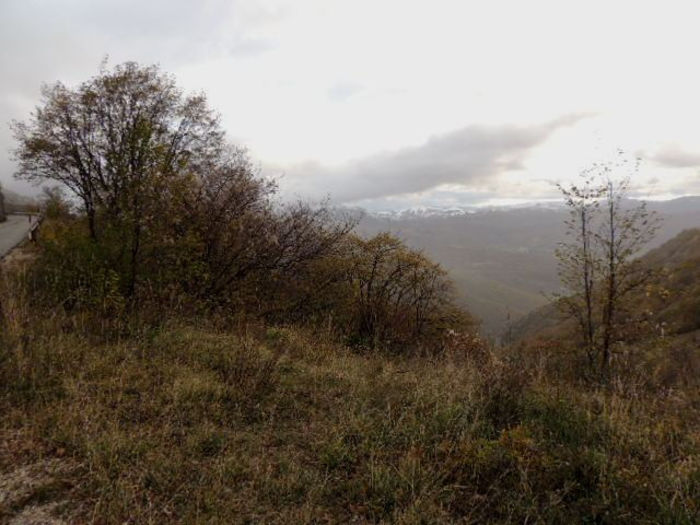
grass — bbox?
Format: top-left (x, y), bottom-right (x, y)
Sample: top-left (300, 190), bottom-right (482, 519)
top-left (1, 308), bottom-right (698, 523)
top-left (1, 245), bottom-right (698, 523)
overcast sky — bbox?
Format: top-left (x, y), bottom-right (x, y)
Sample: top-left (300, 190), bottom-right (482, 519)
top-left (2, 0), bottom-right (699, 209)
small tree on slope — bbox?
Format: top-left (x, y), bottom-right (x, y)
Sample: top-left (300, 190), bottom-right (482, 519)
top-left (555, 155), bottom-right (660, 374)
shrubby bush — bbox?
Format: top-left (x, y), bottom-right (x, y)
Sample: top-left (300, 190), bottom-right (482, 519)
top-left (267, 232), bottom-right (475, 353)
top-left (11, 61), bottom-right (472, 353)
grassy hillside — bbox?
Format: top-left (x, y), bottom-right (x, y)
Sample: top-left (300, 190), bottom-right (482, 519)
top-left (1, 245), bottom-right (698, 522)
top-left (1, 218), bottom-right (698, 523)
top-left (2, 322), bottom-right (698, 523)
top-left (638, 228), bottom-right (700, 335)
top-left (3, 61), bottom-right (697, 523)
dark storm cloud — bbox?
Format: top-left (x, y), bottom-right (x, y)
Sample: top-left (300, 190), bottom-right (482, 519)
top-left (652, 147), bottom-right (700, 168)
top-left (282, 115), bottom-right (586, 203)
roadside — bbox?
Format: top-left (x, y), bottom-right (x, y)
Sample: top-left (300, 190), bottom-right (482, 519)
top-left (1, 218), bottom-right (78, 523)
top-left (0, 215), bottom-right (34, 260)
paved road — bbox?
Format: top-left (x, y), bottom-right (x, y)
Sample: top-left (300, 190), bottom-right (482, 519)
top-left (0, 215), bottom-right (32, 258)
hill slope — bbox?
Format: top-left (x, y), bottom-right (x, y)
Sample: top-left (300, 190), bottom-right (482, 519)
top-left (1, 323), bottom-right (697, 523)
top-left (511, 227), bottom-right (700, 342)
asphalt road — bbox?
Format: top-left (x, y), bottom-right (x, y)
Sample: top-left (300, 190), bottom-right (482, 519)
top-left (0, 215), bottom-right (32, 257)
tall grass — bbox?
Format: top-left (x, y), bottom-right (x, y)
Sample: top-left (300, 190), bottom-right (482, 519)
top-left (1, 275), bottom-right (697, 524)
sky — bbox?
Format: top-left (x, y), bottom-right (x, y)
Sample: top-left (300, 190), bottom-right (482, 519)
top-left (1, 0), bottom-right (699, 210)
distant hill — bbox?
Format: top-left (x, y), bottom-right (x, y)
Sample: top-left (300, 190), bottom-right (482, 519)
top-left (511, 227), bottom-right (700, 343)
top-left (356, 197), bottom-right (700, 338)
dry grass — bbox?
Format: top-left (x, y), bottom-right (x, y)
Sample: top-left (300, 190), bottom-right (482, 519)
top-left (1, 321), bottom-right (697, 523)
top-left (1, 264), bottom-right (698, 523)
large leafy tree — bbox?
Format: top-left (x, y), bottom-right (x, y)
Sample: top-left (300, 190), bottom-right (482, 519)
top-left (12, 62), bottom-right (232, 295)
top-left (10, 61), bottom-right (464, 352)
top-left (11, 62), bottom-right (351, 304)
top-left (12, 62), bottom-right (222, 240)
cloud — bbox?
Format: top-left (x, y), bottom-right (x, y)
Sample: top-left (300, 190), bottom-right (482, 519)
top-left (0, 0), bottom-right (284, 193)
top-left (652, 147), bottom-right (700, 168)
top-left (279, 114), bottom-right (586, 203)
top-left (327, 81), bottom-right (364, 102)
top-left (3, 1), bottom-right (695, 206)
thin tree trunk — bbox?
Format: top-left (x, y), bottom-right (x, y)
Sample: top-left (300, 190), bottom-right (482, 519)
top-left (581, 207), bottom-right (596, 367)
top-left (601, 182), bottom-right (616, 372)
top-left (87, 207), bottom-right (97, 241)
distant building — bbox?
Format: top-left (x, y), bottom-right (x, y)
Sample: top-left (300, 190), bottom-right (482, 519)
top-left (0, 187), bottom-right (6, 222)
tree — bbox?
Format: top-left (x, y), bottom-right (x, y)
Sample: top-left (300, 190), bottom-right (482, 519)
top-left (555, 171), bottom-right (605, 367)
top-left (596, 172), bottom-right (660, 369)
top-left (41, 186), bottom-right (72, 220)
top-left (11, 61), bottom-right (223, 295)
top-left (342, 233), bottom-right (471, 352)
top-left (12, 61), bottom-right (354, 313)
top-left (555, 155), bottom-right (660, 373)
